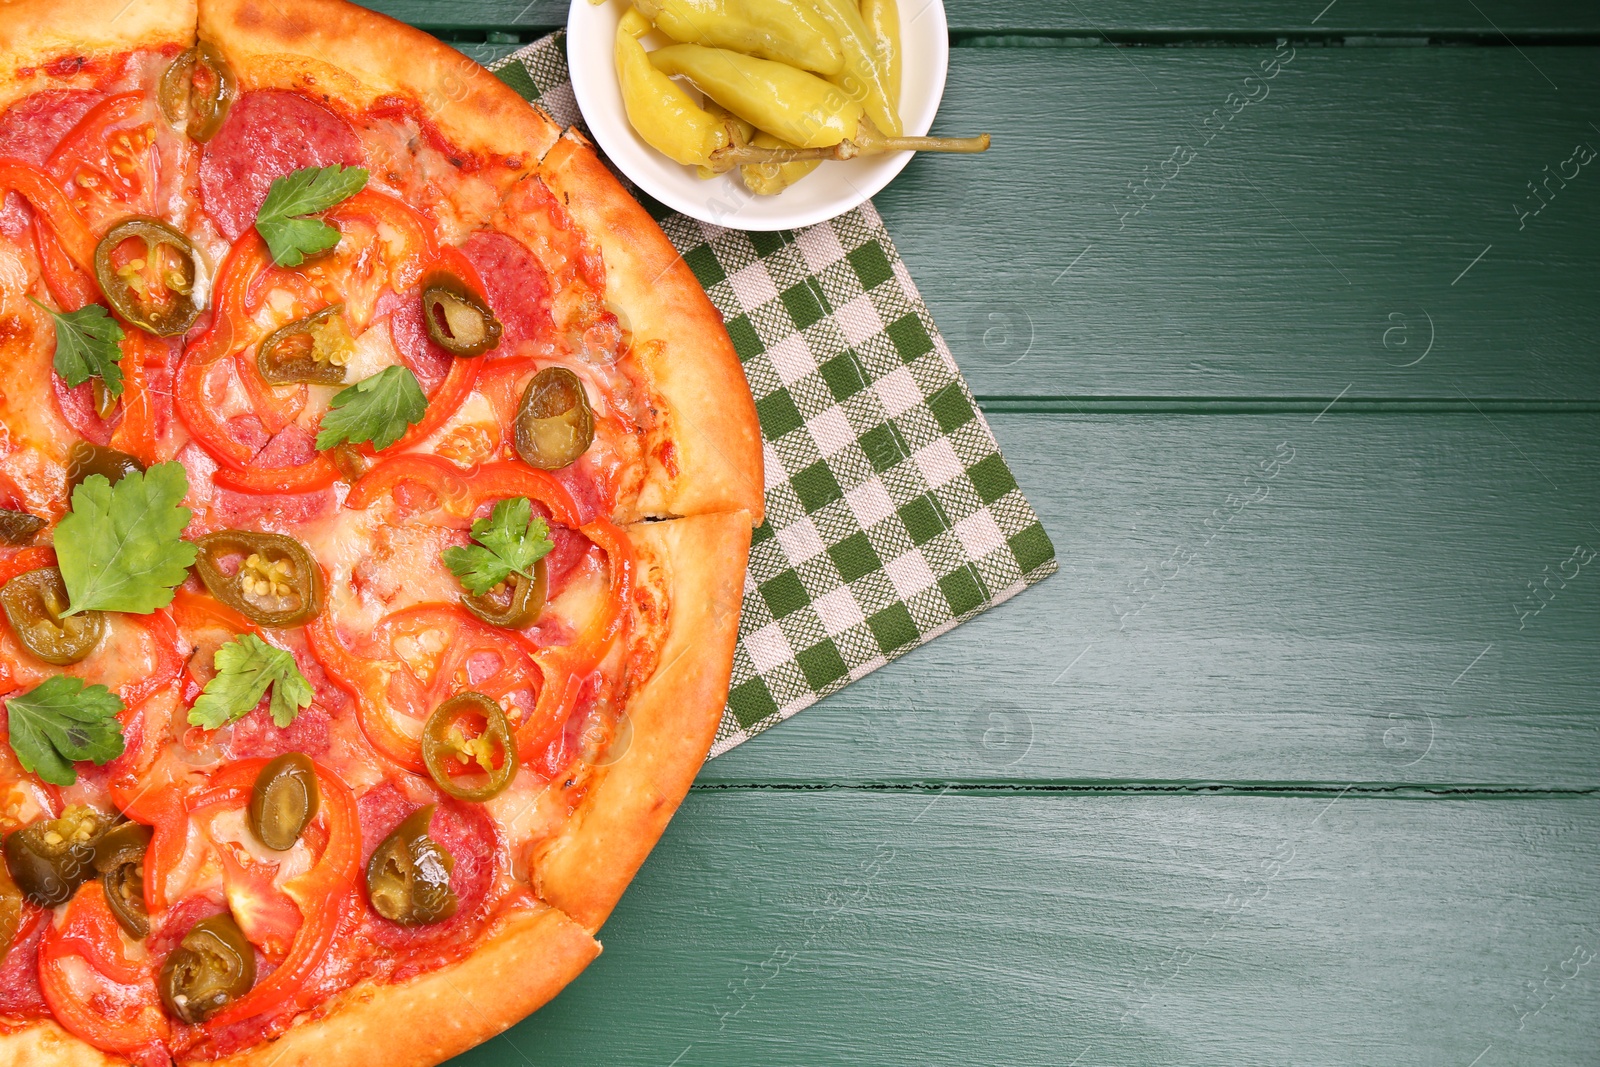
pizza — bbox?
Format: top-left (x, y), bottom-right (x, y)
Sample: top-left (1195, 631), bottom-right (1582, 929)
top-left (0, 1), bottom-right (763, 1064)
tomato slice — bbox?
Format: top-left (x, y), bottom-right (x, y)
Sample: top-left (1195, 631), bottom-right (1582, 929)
top-left (115, 609), bottom-right (183, 709)
top-left (129, 759), bottom-right (361, 1032)
top-left (39, 882), bottom-right (169, 1056)
top-left (203, 758), bottom-right (359, 1028)
top-left (33, 219), bottom-right (100, 311)
top-left (45, 92), bottom-right (163, 227)
top-left (309, 604), bottom-right (544, 773)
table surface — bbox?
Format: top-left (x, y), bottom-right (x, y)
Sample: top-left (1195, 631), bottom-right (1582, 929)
top-left (378, 3), bottom-right (1600, 1063)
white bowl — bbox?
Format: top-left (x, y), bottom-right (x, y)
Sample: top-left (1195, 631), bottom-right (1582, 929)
top-left (566, 0), bottom-right (949, 231)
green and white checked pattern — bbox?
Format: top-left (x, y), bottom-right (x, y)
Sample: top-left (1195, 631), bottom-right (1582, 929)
top-left (492, 35), bottom-right (1056, 756)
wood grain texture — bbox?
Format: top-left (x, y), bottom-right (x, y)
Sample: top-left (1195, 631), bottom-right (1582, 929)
top-left (702, 413), bottom-right (1600, 788)
top-left (447, 792), bottom-right (1600, 1066)
top-left (884, 46), bottom-right (1600, 400)
top-left (363, 0), bottom-right (1600, 36)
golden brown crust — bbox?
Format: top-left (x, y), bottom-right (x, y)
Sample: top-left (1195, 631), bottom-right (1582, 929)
top-left (199, 905), bottom-right (599, 1067)
top-left (539, 133), bottom-right (766, 526)
top-left (535, 510), bottom-right (751, 932)
top-left (196, 0), bottom-right (560, 170)
top-left (0, 0), bottom-right (196, 111)
top-left (0, 1022), bottom-right (131, 1067)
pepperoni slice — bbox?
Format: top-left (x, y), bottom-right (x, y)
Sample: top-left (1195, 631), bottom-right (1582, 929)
top-left (0, 89), bottom-right (103, 164)
top-left (461, 231), bottom-right (553, 355)
top-left (225, 700), bottom-right (332, 762)
top-left (0, 910), bottom-right (49, 1018)
top-left (199, 90), bottom-right (363, 241)
top-left (356, 781), bottom-right (499, 970)
top-left (380, 288), bottom-right (453, 393)
top-left (542, 524), bottom-right (593, 599)
top-left (0, 89), bottom-right (103, 238)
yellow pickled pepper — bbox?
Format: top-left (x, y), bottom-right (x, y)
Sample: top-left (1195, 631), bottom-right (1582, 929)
top-left (860, 0), bottom-right (901, 104)
top-left (634, 0), bottom-right (844, 76)
top-left (648, 43), bottom-right (863, 149)
top-left (740, 131), bottom-right (823, 195)
top-left (614, 8), bottom-right (731, 168)
top-left (808, 0), bottom-right (901, 136)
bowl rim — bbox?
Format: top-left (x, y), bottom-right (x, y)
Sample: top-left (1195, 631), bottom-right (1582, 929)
top-left (564, 0), bottom-right (950, 231)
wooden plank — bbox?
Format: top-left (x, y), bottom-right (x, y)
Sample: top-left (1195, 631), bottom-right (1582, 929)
top-left (701, 412), bottom-right (1600, 788)
top-left (369, 1), bottom-right (1600, 37)
top-left (884, 46), bottom-right (1600, 400)
top-left (440, 40), bottom-right (1600, 402)
top-left (447, 792), bottom-right (1600, 1066)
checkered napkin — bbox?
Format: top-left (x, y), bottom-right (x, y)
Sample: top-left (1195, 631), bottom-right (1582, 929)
top-left (490, 35), bottom-right (1056, 756)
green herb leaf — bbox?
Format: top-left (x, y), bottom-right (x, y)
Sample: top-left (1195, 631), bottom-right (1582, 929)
top-left (55, 461), bottom-right (197, 616)
top-left (5, 676), bottom-right (126, 786)
top-left (188, 634), bottom-right (315, 730)
top-left (441, 496), bottom-right (555, 596)
top-left (255, 164), bottom-right (369, 267)
top-left (315, 365), bottom-right (427, 451)
top-left (28, 298), bottom-right (125, 396)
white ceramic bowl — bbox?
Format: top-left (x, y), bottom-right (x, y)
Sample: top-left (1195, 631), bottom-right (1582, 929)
top-left (566, 0), bottom-right (949, 231)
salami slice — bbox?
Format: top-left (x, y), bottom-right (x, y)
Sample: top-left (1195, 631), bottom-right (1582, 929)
top-left (356, 781), bottom-right (500, 970)
top-left (0, 89), bottom-right (103, 165)
top-left (199, 90), bottom-right (363, 241)
top-left (381, 288), bottom-right (454, 393)
top-left (461, 231), bottom-right (554, 354)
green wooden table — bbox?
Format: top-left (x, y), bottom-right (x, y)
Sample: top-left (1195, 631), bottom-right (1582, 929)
top-left (383, 3), bottom-right (1600, 1062)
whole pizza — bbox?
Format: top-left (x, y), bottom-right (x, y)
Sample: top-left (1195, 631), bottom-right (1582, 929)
top-left (0, 1), bottom-right (763, 1064)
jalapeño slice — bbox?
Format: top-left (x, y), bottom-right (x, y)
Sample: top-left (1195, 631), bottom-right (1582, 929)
top-left (421, 692), bottom-right (519, 803)
top-left (93, 217), bottom-right (204, 337)
top-left (1, 567), bottom-right (106, 666)
top-left (513, 367), bottom-right (594, 471)
top-left (420, 272), bottom-right (502, 357)
top-left (159, 43), bottom-right (238, 143)
top-left (256, 305), bottom-right (352, 386)
top-left (366, 805), bottom-right (458, 926)
top-left (193, 530), bottom-right (323, 628)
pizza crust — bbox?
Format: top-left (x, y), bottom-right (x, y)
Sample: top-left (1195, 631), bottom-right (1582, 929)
top-left (0, 1022), bottom-right (132, 1067)
top-left (0, 0), bottom-right (196, 110)
top-left (539, 133), bottom-right (767, 527)
top-left (199, 904), bottom-right (599, 1067)
top-left (535, 510), bottom-right (752, 932)
top-left (196, 0), bottom-right (561, 171)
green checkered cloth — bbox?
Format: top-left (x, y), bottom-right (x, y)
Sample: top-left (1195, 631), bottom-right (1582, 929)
top-left (491, 35), bottom-right (1056, 756)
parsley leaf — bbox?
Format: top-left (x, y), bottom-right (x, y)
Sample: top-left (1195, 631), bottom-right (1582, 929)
top-left (255, 164), bottom-right (370, 267)
top-left (315, 365), bottom-right (427, 451)
top-left (28, 298), bottom-right (125, 396)
top-left (55, 461), bottom-right (198, 616)
top-left (5, 676), bottom-right (126, 786)
top-left (441, 497), bottom-right (555, 596)
top-left (188, 634), bottom-right (314, 730)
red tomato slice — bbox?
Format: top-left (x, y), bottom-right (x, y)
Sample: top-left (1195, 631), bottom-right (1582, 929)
top-left (203, 758), bottom-right (360, 1029)
top-left (46, 92), bottom-right (164, 229)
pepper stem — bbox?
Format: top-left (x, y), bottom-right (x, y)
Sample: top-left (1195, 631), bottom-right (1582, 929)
top-left (708, 131), bottom-right (992, 171)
